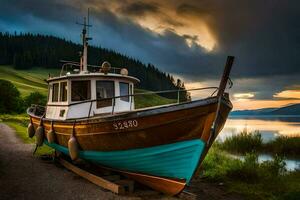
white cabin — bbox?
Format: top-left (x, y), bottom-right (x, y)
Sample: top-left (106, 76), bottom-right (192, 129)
top-left (46, 71), bottom-right (139, 120)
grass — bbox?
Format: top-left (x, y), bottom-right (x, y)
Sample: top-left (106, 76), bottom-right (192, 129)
top-left (219, 130), bottom-right (300, 158)
top-left (264, 136), bottom-right (300, 157)
top-left (201, 144), bottom-right (300, 200)
top-left (0, 65), bottom-right (176, 108)
top-left (220, 130), bottom-right (263, 154)
top-left (134, 89), bottom-right (177, 109)
top-left (0, 65), bottom-right (59, 96)
top-left (0, 114), bottom-right (54, 155)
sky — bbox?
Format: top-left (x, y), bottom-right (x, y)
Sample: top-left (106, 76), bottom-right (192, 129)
top-left (0, 0), bottom-right (299, 110)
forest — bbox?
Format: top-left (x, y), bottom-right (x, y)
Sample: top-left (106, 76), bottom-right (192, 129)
top-left (0, 32), bottom-right (186, 98)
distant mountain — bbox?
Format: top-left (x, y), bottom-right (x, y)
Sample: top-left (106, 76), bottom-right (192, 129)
top-left (270, 104), bottom-right (300, 115)
top-left (231, 103), bottom-right (300, 116)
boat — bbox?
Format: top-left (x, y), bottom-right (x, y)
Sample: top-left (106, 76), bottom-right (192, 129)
top-left (27, 16), bottom-right (234, 195)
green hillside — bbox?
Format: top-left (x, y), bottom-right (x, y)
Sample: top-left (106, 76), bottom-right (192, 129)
top-left (0, 65), bottom-right (59, 96)
top-left (0, 65), bottom-right (175, 107)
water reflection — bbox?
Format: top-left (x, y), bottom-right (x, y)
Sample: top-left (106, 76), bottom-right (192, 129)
top-left (230, 154), bottom-right (299, 171)
top-left (219, 116), bottom-right (300, 142)
top-left (218, 116), bottom-right (300, 171)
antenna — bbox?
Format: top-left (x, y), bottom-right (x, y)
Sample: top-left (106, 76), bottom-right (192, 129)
top-left (87, 8), bottom-right (90, 36)
top-left (76, 9), bottom-right (92, 73)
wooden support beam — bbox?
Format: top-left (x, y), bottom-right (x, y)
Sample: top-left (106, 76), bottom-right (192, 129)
top-left (58, 157), bottom-right (125, 194)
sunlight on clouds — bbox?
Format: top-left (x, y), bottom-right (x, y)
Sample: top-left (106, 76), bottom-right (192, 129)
top-left (92, 1), bottom-right (217, 51)
top-left (233, 93), bottom-right (255, 99)
top-left (185, 81), bottom-right (218, 100)
top-left (233, 99), bottom-right (300, 110)
top-left (273, 90), bottom-right (300, 99)
top-left (134, 15), bottom-right (215, 50)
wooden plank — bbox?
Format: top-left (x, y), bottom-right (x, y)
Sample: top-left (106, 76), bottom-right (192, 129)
top-left (58, 157), bottom-right (125, 194)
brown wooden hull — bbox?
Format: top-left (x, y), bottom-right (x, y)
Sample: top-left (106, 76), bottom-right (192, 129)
top-left (29, 97), bottom-right (231, 151)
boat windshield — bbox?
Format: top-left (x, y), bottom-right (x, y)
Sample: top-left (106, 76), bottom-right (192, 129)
top-left (120, 82), bottom-right (129, 102)
top-left (96, 80), bottom-right (115, 108)
top-left (71, 80), bottom-right (91, 101)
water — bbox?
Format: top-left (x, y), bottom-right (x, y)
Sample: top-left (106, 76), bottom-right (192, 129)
top-left (230, 153), bottom-right (299, 171)
top-left (219, 116), bottom-right (300, 142)
top-left (218, 115), bottom-right (300, 171)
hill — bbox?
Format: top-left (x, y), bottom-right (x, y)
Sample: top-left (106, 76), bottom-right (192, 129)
top-left (231, 103), bottom-right (300, 116)
top-left (0, 65), bottom-right (55, 96)
top-left (270, 104), bottom-right (300, 115)
top-left (0, 65), bottom-right (175, 108)
top-left (0, 32), bottom-right (185, 98)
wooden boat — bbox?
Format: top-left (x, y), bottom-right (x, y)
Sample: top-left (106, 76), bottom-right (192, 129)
top-left (27, 18), bottom-right (234, 195)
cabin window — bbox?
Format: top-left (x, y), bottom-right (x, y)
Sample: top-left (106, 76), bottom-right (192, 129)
top-left (71, 80), bottom-right (91, 101)
top-left (120, 82), bottom-right (129, 102)
top-left (52, 83), bottom-right (59, 102)
top-left (60, 82), bottom-right (68, 102)
top-left (96, 80), bottom-right (115, 108)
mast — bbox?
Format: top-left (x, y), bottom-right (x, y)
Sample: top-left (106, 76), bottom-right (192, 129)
top-left (77, 9), bottom-right (92, 73)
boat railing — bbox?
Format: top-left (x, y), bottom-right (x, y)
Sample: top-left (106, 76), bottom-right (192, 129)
top-left (80, 86), bottom-right (219, 117)
top-left (42, 87), bottom-right (220, 118)
top-left (59, 60), bottom-right (122, 76)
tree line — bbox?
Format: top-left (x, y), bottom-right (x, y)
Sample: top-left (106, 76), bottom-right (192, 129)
top-left (0, 32), bottom-right (187, 99)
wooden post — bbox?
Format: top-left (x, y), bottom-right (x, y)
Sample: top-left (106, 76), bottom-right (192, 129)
top-left (58, 157), bottom-right (125, 194)
top-left (217, 56), bottom-right (234, 97)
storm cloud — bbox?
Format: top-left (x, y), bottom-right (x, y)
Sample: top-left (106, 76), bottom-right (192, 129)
top-left (0, 0), bottom-right (299, 103)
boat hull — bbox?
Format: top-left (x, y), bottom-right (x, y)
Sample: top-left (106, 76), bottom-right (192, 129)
top-left (28, 96), bottom-right (232, 195)
top-left (47, 139), bottom-right (205, 182)
top-left (29, 97), bottom-right (231, 151)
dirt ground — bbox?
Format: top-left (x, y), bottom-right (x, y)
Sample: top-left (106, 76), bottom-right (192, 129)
top-left (0, 123), bottom-right (243, 200)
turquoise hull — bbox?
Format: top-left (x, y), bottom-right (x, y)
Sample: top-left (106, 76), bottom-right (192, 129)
top-left (46, 139), bottom-right (205, 183)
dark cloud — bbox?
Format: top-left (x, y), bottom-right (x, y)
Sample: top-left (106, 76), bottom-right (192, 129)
top-left (0, 0), bottom-right (299, 101)
top-left (119, 1), bottom-right (159, 16)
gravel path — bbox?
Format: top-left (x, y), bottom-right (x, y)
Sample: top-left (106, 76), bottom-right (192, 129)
top-left (0, 123), bottom-right (177, 200)
top-left (0, 123), bottom-right (243, 200)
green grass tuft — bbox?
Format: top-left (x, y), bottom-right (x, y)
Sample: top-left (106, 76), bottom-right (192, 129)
top-left (202, 146), bottom-right (300, 200)
top-left (0, 65), bottom-right (58, 96)
top-left (134, 89), bottom-right (177, 109)
top-left (219, 130), bottom-right (300, 158)
top-left (264, 136), bottom-right (300, 157)
top-left (220, 130), bottom-right (263, 154)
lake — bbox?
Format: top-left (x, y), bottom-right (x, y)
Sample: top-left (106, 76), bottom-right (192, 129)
top-left (219, 115), bottom-right (300, 142)
top-left (218, 115), bottom-right (300, 171)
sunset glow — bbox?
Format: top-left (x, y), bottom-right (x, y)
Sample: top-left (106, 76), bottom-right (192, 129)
top-left (87, 1), bottom-right (217, 51)
top-left (233, 99), bottom-right (300, 110)
top-left (274, 90), bottom-right (300, 99)
top-left (233, 93), bottom-right (255, 99)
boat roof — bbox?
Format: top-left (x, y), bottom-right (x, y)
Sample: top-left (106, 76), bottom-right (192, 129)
top-left (47, 72), bottom-right (140, 83)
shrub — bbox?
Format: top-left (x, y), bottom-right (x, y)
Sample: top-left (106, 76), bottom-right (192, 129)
top-left (0, 79), bottom-right (23, 113)
top-left (263, 136), bottom-right (300, 157)
top-left (24, 92), bottom-right (47, 108)
top-left (201, 144), bottom-right (242, 181)
top-left (220, 130), bottom-right (263, 154)
top-left (260, 155), bottom-right (286, 177)
top-left (227, 152), bottom-right (260, 182)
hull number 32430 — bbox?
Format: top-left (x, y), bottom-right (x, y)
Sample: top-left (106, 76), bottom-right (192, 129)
top-left (113, 120), bottom-right (138, 130)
